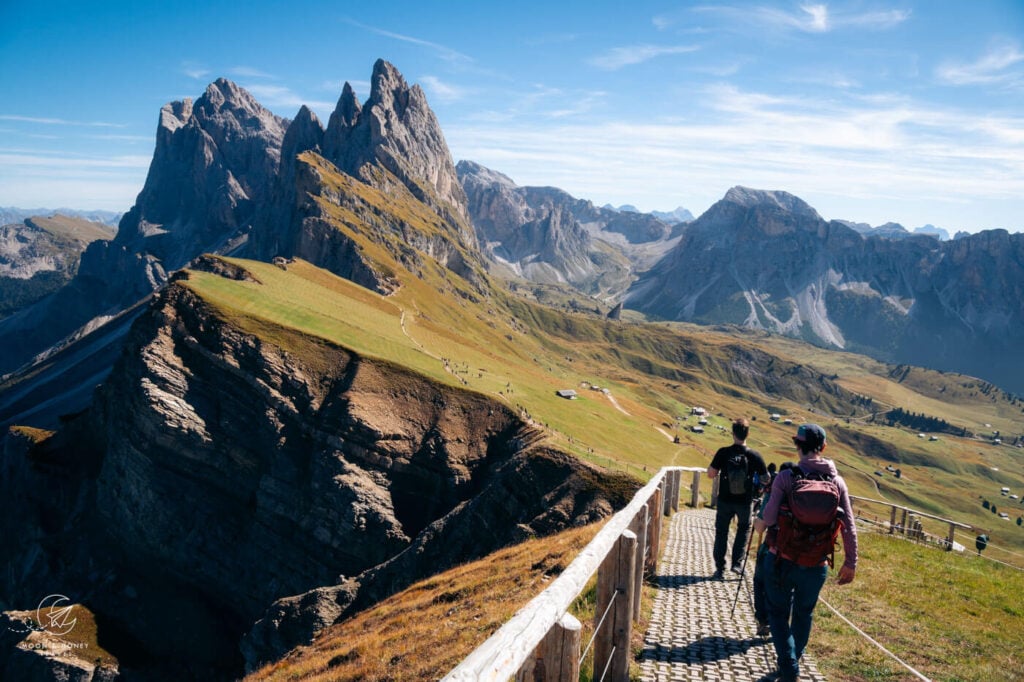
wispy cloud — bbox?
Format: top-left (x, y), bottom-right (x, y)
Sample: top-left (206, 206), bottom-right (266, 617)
top-left (181, 61), bottom-right (210, 80)
top-left (589, 44), bottom-right (699, 70)
top-left (230, 66), bottom-right (276, 79)
top-left (0, 115), bottom-right (125, 128)
top-left (548, 91), bottom-right (608, 119)
top-left (446, 84), bottom-right (1024, 227)
top-left (87, 133), bottom-right (153, 143)
top-left (694, 4), bottom-right (910, 34)
top-left (344, 18), bottom-right (473, 65)
top-left (936, 41), bottom-right (1024, 85)
top-left (0, 152), bottom-right (151, 169)
top-left (523, 32), bottom-right (579, 47)
top-left (242, 84), bottom-right (334, 116)
top-left (419, 75), bottom-right (467, 103)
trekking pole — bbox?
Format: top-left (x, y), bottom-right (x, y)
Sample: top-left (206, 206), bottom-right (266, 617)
top-left (730, 503), bottom-right (761, 617)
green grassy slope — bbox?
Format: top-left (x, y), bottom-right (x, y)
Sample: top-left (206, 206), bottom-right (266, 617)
top-left (183, 254), bottom-right (1024, 566)
top-left (173, 158), bottom-right (1024, 680)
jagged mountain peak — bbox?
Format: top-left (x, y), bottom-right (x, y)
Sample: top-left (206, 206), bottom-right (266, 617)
top-left (193, 78), bottom-right (282, 129)
top-left (282, 105), bottom-right (324, 155)
top-left (317, 59), bottom-right (470, 235)
top-left (721, 186), bottom-right (821, 217)
top-left (368, 58), bottom-right (416, 112)
top-left (332, 82), bottom-right (362, 129)
top-left (456, 160), bottom-right (518, 190)
top-left (158, 98), bottom-right (194, 134)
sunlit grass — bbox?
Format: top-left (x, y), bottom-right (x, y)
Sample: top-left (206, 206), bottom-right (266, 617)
top-left (245, 524), bottom-right (602, 681)
top-left (813, 529), bottom-right (1024, 682)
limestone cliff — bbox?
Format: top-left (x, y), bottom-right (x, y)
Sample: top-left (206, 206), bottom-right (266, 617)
top-left (0, 79), bottom-right (286, 376)
top-left (250, 60), bottom-right (485, 298)
top-left (457, 160), bottom-right (680, 299)
top-left (626, 187), bottom-right (1024, 393)
top-left (0, 215), bottom-right (115, 320)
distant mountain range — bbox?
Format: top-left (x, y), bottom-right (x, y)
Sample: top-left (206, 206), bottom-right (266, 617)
top-left (0, 214), bottom-right (115, 320)
top-left (1, 58), bottom-right (1022, 682)
top-left (458, 161), bottom-right (682, 300)
top-left (623, 187), bottom-right (1023, 393)
top-left (0, 207), bottom-right (122, 227)
top-left (0, 65), bottom-right (1018, 398)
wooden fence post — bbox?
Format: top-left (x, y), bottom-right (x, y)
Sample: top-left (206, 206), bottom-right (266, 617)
top-left (515, 612), bottom-right (582, 682)
top-left (670, 470), bottom-right (680, 513)
top-left (946, 522), bottom-right (956, 551)
top-left (592, 530), bottom-right (637, 682)
top-left (889, 505), bottom-right (897, 534)
top-left (690, 470), bottom-right (701, 508)
top-left (630, 504), bottom-right (649, 623)
top-left (646, 487), bottom-right (663, 574)
top-left (663, 477), bottom-right (673, 517)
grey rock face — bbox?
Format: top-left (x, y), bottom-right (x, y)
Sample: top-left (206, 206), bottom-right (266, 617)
top-left (322, 60), bottom-right (472, 242)
top-left (249, 61), bottom-right (489, 300)
top-left (0, 79), bottom-right (286, 375)
top-left (0, 216), bottom-right (115, 320)
top-left (1, 275), bottom-right (636, 677)
top-left (627, 186), bottom-right (1024, 393)
top-left (458, 160), bottom-right (680, 298)
top-left (0, 216), bottom-right (113, 280)
top-left (116, 78), bottom-right (286, 264)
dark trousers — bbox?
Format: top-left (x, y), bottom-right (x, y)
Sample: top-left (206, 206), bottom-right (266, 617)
top-left (752, 543), bottom-right (768, 623)
top-left (763, 552), bottom-right (828, 682)
top-left (713, 498), bottom-right (752, 571)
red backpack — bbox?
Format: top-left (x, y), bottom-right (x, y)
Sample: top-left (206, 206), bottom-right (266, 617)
top-left (774, 468), bottom-right (844, 567)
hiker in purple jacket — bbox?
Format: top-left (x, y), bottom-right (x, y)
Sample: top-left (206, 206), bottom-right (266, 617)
top-left (754, 423), bottom-right (858, 682)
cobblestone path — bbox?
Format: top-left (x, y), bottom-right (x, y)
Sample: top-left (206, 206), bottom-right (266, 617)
top-left (638, 508), bottom-right (827, 682)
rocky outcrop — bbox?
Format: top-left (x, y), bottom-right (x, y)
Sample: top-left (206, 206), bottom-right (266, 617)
top-left (322, 60), bottom-right (472, 241)
top-left (0, 215), bottom-right (114, 319)
top-left (249, 61), bottom-right (487, 299)
top-left (626, 186), bottom-right (1024, 393)
top-left (0, 79), bottom-right (286, 376)
top-left (0, 215), bottom-right (113, 280)
top-left (241, 446), bottom-right (633, 670)
top-left (0, 611), bottom-right (119, 682)
top-left (1, 270), bottom-right (637, 678)
top-left (457, 160), bottom-right (680, 299)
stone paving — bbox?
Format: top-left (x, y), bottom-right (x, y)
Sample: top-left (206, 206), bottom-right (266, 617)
top-left (638, 508), bottom-right (827, 682)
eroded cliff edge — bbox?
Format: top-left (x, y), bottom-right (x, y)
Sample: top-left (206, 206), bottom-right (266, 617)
top-left (1, 267), bottom-right (637, 680)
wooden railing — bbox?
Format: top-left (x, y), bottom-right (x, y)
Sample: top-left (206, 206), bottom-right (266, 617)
top-left (850, 494), bottom-right (972, 549)
top-left (442, 466), bottom-right (706, 682)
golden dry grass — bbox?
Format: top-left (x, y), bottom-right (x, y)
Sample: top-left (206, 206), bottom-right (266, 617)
top-left (245, 524), bottom-right (603, 681)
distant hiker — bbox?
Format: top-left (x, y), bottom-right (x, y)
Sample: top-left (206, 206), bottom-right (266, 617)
top-left (707, 418), bottom-right (767, 580)
top-left (755, 424), bottom-right (858, 682)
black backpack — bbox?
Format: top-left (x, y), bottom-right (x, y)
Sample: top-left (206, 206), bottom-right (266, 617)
top-left (724, 447), bottom-right (752, 496)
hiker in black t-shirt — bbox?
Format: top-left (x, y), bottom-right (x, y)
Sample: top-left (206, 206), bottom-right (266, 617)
top-left (707, 418), bottom-right (767, 580)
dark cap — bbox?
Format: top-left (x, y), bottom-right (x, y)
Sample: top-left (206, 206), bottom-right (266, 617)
top-left (792, 423), bottom-right (826, 449)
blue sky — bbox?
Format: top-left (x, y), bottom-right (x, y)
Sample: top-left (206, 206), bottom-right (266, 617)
top-left (1, 1), bottom-right (1022, 234)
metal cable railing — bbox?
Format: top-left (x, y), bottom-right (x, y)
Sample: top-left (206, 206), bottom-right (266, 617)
top-left (579, 589), bottom-right (618, 666)
top-left (442, 466), bottom-right (707, 681)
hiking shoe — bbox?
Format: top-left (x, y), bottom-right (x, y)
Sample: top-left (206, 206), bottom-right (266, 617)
top-left (712, 569), bottom-right (724, 581)
top-left (756, 621), bottom-right (771, 637)
top-left (731, 564), bottom-right (744, 575)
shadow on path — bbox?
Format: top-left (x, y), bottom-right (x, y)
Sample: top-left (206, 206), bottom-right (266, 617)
top-left (639, 635), bottom-right (768, 664)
